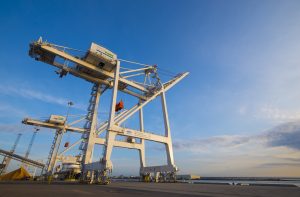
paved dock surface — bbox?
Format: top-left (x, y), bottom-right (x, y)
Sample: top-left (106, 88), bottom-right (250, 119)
top-left (0, 182), bottom-right (300, 197)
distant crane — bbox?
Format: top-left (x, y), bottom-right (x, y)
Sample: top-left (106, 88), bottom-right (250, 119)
top-left (22, 114), bottom-right (86, 175)
top-left (25, 128), bottom-right (39, 159)
top-left (0, 148), bottom-right (44, 170)
top-left (0, 133), bottom-right (22, 175)
top-left (22, 128), bottom-right (39, 167)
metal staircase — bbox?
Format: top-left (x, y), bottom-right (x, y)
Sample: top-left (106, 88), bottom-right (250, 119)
top-left (44, 129), bottom-right (63, 175)
top-left (80, 84), bottom-right (98, 154)
top-left (79, 84), bottom-right (108, 163)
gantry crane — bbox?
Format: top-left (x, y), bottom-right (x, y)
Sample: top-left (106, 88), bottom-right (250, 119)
top-left (0, 133), bottom-right (22, 175)
top-left (22, 116), bottom-right (86, 175)
top-left (27, 37), bottom-right (189, 184)
top-left (22, 112), bottom-right (126, 176)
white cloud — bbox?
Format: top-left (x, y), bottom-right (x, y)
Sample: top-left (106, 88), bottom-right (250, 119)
top-left (173, 121), bottom-right (300, 176)
top-left (237, 105), bottom-right (248, 115)
top-left (0, 104), bottom-right (27, 118)
top-left (173, 135), bottom-right (253, 153)
top-left (0, 84), bottom-right (86, 110)
top-left (0, 124), bottom-right (28, 134)
top-left (174, 121), bottom-right (300, 152)
top-left (0, 123), bottom-right (52, 134)
top-left (256, 104), bottom-right (300, 122)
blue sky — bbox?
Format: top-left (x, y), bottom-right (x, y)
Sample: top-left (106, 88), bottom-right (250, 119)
top-left (1, 0), bottom-right (300, 177)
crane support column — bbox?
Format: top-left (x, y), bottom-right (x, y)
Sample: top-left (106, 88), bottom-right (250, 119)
top-left (161, 90), bottom-right (174, 166)
top-left (45, 129), bottom-right (64, 175)
top-left (82, 84), bottom-right (102, 164)
top-left (80, 83), bottom-right (102, 182)
top-left (139, 106), bottom-right (146, 168)
top-left (100, 60), bottom-right (120, 183)
top-left (139, 89), bottom-right (178, 182)
top-left (104, 60), bottom-right (120, 160)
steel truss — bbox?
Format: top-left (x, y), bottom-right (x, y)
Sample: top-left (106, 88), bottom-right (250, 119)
top-left (25, 37), bottom-right (189, 183)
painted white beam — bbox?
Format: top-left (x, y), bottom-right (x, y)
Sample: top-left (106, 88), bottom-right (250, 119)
top-left (40, 44), bottom-right (149, 93)
top-left (140, 165), bottom-right (178, 173)
top-left (120, 67), bottom-right (152, 74)
top-left (93, 137), bottom-right (142, 150)
top-left (139, 106), bottom-right (146, 168)
top-left (112, 126), bottom-right (168, 144)
top-left (53, 62), bottom-right (147, 100)
top-left (22, 118), bottom-right (86, 133)
top-left (113, 141), bottom-right (142, 150)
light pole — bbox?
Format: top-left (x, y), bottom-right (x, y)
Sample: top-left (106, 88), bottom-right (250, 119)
top-left (64, 101), bottom-right (74, 148)
top-left (66, 101), bottom-right (74, 123)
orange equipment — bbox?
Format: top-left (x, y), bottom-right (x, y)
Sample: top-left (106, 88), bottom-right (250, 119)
top-left (115, 100), bottom-right (124, 112)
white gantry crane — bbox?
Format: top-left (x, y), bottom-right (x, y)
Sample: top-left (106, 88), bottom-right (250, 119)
top-left (22, 115), bottom-right (86, 175)
top-left (26, 37), bottom-right (189, 184)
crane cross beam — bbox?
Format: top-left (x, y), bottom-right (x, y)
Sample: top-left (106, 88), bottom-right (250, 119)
top-left (22, 118), bottom-right (86, 133)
